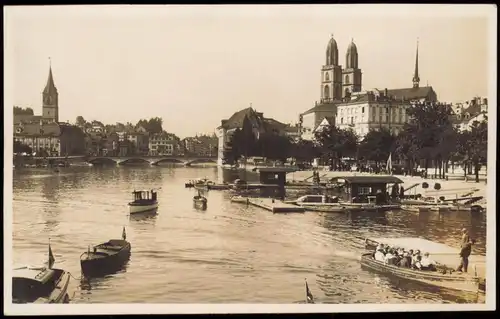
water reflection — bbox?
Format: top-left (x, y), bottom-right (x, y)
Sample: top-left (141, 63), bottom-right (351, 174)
top-left (129, 209), bottom-right (158, 223)
top-left (12, 166), bottom-right (487, 304)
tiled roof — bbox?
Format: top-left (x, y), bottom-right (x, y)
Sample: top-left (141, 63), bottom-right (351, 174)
top-left (14, 115), bottom-right (42, 124)
top-left (14, 122), bottom-right (61, 137)
top-left (302, 102), bottom-right (338, 115)
top-left (221, 107), bottom-right (265, 130)
top-left (325, 116), bottom-right (335, 125)
top-left (462, 102), bottom-right (482, 116)
top-left (385, 86), bottom-right (435, 101)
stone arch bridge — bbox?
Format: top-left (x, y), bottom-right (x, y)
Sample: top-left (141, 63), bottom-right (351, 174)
top-left (85, 156), bottom-right (217, 166)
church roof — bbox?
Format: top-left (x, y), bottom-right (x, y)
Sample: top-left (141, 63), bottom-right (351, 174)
top-left (43, 66), bottom-right (58, 95)
top-left (386, 86), bottom-right (435, 101)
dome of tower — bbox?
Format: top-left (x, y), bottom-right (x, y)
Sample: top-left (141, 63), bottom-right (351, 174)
top-left (345, 39), bottom-right (358, 69)
top-left (325, 36), bottom-right (339, 66)
top-left (347, 40), bottom-right (357, 55)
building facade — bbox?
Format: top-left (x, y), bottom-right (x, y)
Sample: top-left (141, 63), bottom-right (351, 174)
top-left (452, 97), bottom-right (488, 131)
top-left (216, 107), bottom-right (292, 166)
top-left (335, 90), bottom-right (412, 138)
top-left (148, 132), bottom-right (181, 156)
top-left (183, 135), bottom-right (218, 157)
top-left (14, 121), bottom-right (85, 156)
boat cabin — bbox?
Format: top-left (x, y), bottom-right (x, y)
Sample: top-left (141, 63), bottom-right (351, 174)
top-left (257, 167), bottom-right (298, 199)
top-left (330, 176), bottom-right (403, 205)
top-left (132, 189), bottom-right (157, 202)
top-left (12, 267), bottom-right (63, 303)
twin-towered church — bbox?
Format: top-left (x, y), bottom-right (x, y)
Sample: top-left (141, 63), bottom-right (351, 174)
top-left (300, 35), bottom-right (438, 140)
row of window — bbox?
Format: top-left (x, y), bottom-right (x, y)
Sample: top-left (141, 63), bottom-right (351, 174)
top-left (338, 113), bottom-right (407, 125)
top-left (324, 73), bottom-right (352, 84)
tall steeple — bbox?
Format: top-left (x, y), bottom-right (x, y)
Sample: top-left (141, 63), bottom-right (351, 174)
top-left (43, 58), bottom-right (58, 95)
top-left (42, 58), bottom-right (59, 122)
top-left (412, 39), bottom-right (420, 88)
top-left (321, 34), bottom-right (343, 102)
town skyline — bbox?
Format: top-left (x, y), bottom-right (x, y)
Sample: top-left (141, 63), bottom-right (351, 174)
top-left (5, 5), bottom-right (494, 138)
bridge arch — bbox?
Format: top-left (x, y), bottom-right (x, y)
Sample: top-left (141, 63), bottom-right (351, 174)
top-left (118, 158), bottom-right (151, 166)
top-left (88, 157), bottom-right (117, 165)
top-left (184, 158), bottom-right (217, 166)
top-left (151, 158), bottom-right (184, 165)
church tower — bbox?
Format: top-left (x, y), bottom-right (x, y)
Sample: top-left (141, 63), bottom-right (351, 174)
top-left (342, 39), bottom-right (362, 97)
top-left (412, 40), bottom-right (420, 88)
top-left (321, 35), bottom-right (343, 102)
top-left (42, 60), bottom-right (59, 123)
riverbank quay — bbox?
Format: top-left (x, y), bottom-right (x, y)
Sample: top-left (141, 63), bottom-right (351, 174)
top-left (284, 169), bottom-right (488, 203)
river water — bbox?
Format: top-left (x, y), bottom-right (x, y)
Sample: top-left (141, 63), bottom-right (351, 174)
top-left (11, 166), bottom-right (487, 304)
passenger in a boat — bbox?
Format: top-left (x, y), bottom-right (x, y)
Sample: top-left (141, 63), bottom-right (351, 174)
top-left (384, 249), bottom-right (396, 265)
top-left (420, 252), bottom-right (437, 271)
top-left (398, 252), bottom-right (411, 268)
top-left (374, 248), bottom-right (385, 262)
top-left (411, 250), bottom-right (421, 267)
top-left (413, 255), bottom-right (423, 270)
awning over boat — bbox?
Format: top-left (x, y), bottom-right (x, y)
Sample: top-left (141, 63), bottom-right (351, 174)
top-left (368, 237), bottom-right (460, 255)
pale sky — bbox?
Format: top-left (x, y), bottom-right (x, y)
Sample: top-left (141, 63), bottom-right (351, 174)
top-left (4, 5), bottom-right (495, 138)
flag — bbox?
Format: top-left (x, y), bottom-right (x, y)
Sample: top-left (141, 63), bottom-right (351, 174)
top-left (122, 227), bottom-right (127, 240)
top-left (305, 279), bottom-right (315, 304)
top-left (48, 242), bottom-right (55, 269)
top-left (386, 152), bottom-right (392, 173)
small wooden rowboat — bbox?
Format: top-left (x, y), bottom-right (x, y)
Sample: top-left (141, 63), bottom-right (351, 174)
top-left (80, 227), bottom-right (131, 276)
top-left (361, 237), bottom-right (485, 296)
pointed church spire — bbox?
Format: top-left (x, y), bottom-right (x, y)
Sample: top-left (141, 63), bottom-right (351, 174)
top-left (412, 39), bottom-right (420, 88)
top-left (43, 58), bottom-right (58, 95)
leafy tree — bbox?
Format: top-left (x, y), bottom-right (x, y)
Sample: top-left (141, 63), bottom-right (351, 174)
top-left (314, 125), bottom-right (358, 170)
top-left (76, 116), bottom-right (86, 126)
top-left (13, 139), bottom-right (32, 154)
top-left (358, 128), bottom-right (396, 165)
top-left (457, 118), bottom-right (488, 182)
top-left (394, 125), bottom-right (420, 175)
top-left (13, 106), bottom-right (34, 115)
top-left (135, 117), bottom-right (163, 134)
top-left (291, 139), bottom-right (319, 163)
top-left (115, 122), bottom-right (126, 132)
top-left (398, 102), bottom-right (455, 178)
top-left (222, 129), bottom-right (244, 165)
top-left (255, 133), bottom-right (292, 162)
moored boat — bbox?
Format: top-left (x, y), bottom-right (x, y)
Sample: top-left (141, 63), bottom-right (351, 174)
top-left (230, 195), bottom-right (250, 204)
top-left (80, 227), bottom-right (131, 276)
top-left (361, 237), bottom-right (485, 297)
top-left (12, 243), bottom-right (70, 304)
top-left (193, 191), bottom-right (208, 210)
top-left (128, 189), bottom-right (159, 214)
top-left (292, 194), bottom-right (349, 212)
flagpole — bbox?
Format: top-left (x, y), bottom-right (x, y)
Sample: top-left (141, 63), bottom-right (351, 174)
top-left (304, 278), bottom-right (308, 303)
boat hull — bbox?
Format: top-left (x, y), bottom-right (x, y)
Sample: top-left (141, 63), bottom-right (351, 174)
top-left (80, 242), bottom-right (131, 277)
top-left (193, 199), bottom-right (207, 210)
top-left (128, 202), bottom-right (158, 214)
top-left (297, 204), bottom-right (349, 213)
top-left (359, 253), bottom-right (482, 295)
top-left (14, 269), bottom-right (71, 304)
